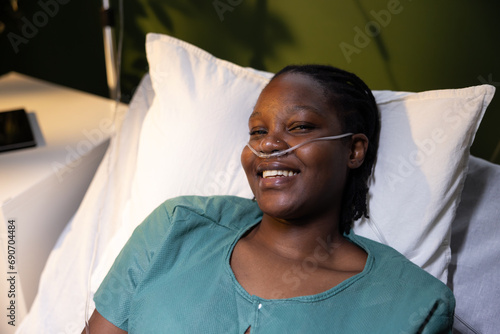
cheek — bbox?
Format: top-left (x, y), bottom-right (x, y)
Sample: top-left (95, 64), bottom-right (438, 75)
top-left (241, 148), bottom-right (260, 197)
top-left (298, 144), bottom-right (335, 165)
top-left (299, 146), bottom-right (349, 182)
top-left (240, 147), bottom-right (255, 179)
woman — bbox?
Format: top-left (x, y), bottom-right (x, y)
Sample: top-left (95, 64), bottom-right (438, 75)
top-left (84, 65), bottom-right (455, 333)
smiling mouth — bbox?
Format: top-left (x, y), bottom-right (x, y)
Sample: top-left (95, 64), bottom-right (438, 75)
top-left (262, 170), bottom-right (299, 178)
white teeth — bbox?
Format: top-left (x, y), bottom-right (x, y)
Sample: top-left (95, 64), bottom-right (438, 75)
top-left (262, 170), bottom-right (298, 178)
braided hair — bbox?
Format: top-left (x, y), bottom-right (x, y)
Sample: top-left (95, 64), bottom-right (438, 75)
top-left (271, 64), bottom-right (380, 234)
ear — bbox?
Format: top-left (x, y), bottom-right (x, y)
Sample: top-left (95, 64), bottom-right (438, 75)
top-left (347, 134), bottom-right (369, 169)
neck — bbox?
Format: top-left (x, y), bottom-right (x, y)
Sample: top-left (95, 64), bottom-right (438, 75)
top-left (247, 214), bottom-right (345, 261)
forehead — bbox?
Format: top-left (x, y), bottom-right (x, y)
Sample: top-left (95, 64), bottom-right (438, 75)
top-left (251, 73), bottom-right (335, 119)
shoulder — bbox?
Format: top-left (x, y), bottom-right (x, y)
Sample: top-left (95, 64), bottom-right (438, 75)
top-left (349, 232), bottom-right (455, 310)
top-left (161, 195), bottom-right (260, 216)
top-left (160, 195), bottom-right (262, 225)
top-left (114, 196), bottom-right (262, 263)
top-left (142, 195), bottom-right (262, 233)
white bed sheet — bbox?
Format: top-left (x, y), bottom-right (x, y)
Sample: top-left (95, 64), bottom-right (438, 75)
top-left (16, 74), bottom-right (154, 334)
top-left (448, 156), bottom-right (500, 334)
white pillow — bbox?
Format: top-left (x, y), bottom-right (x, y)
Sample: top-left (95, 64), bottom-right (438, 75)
top-left (354, 87), bottom-right (494, 282)
top-left (92, 33), bottom-right (494, 289)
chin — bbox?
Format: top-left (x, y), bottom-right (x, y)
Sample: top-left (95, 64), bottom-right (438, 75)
top-left (255, 193), bottom-right (302, 220)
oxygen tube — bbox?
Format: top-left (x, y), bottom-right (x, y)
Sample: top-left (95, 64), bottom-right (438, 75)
top-left (246, 133), bottom-right (353, 158)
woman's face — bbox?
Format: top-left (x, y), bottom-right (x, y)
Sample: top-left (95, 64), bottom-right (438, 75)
top-left (241, 72), bottom-right (355, 222)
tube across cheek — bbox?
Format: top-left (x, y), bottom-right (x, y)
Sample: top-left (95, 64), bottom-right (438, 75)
top-left (246, 133), bottom-right (353, 158)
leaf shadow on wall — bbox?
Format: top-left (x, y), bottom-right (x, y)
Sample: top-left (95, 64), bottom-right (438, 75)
top-left (116, 0), bottom-right (293, 102)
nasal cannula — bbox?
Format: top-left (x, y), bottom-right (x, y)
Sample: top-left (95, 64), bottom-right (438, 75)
top-left (246, 133), bottom-right (353, 158)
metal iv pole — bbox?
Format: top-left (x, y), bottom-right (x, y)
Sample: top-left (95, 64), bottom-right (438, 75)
top-left (101, 0), bottom-right (119, 100)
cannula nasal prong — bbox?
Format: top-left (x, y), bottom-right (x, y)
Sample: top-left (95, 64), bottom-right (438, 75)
top-left (246, 133), bottom-right (353, 158)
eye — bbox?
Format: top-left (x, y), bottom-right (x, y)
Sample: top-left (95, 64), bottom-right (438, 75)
top-left (289, 123), bottom-right (316, 133)
top-left (249, 128), bottom-right (267, 136)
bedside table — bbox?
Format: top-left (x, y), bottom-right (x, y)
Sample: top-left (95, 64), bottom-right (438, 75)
top-left (0, 72), bottom-right (127, 333)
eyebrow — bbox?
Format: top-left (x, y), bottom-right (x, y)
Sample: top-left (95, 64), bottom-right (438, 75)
top-left (249, 110), bottom-right (261, 119)
top-left (250, 105), bottom-right (322, 117)
top-left (288, 105), bottom-right (322, 115)
top-left (249, 104), bottom-right (324, 121)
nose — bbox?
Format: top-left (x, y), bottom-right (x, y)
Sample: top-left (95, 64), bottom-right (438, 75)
top-left (259, 135), bottom-right (289, 153)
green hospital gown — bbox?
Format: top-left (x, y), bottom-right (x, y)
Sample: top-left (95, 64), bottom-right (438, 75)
top-left (94, 195), bottom-right (455, 333)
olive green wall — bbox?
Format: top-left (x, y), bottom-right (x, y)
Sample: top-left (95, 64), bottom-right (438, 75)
top-left (1, 0), bottom-right (499, 163)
